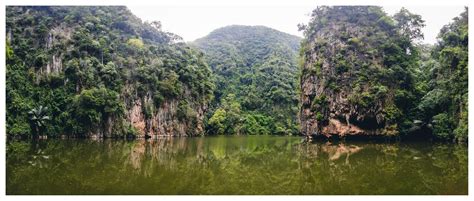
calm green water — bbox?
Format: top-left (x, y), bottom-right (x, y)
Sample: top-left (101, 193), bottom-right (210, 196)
top-left (6, 136), bottom-right (468, 195)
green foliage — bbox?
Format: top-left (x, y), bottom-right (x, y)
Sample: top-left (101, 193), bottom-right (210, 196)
top-left (34, 53), bottom-right (48, 68)
top-left (453, 99), bottom-right (468, 142)
top-left (5, 6), bottom-right (468, 141)
top-left (310, 60), bottom-right (323, 77)
top-left (299, 6), bottom-right (429, 136)
top-left (416, 8), bottom-right (468, 141)
top-left (348, 92), bottom-right (374, 109)
top-left (208, 108), bottom-right (227, 134)
top-left (377, 16), bottom-right (396, 29)
top-left (6, 6), bottom-right (214, 137)
top-left (315, 112), bottom-right (324, 121)
top-left (206, 92), bottom-right (296, 136)
top-left (28, 106), bottom-right (50, 137)
top-left (72, 87), bottom-right (123, 134)
top-left (98, 62), bottom-right (120, 89)
top-left (432, 113), bottom-right (452, 140)
top-left (311, 95), bottom-right (327, 112)
top-left (383, 104), bottom-right (402, 122)
top-left (417, 89), bottom-right (449, 116)
top-left (207, 94), bottom-right (242, 135)
top-left (127, 38), bottom-right (144, 49)
top-left (195, 25), bottom-right (301, 135)
top-left (6, 41), bottom-right (14, 60)
top-left (177, 100), bottom-right (197, 124)
top-left (152, 93), bottom-right (165, 107)
top-left (126, 123), bottom-right (138, 136)
top-left (393, 7), bottom-right (426, 41)
top-left (241, 113), bottom-right (273, 135)
top-left (6, 141), bottom-right (29, 159)
top-left (347, 37), bottom-right (361, 46)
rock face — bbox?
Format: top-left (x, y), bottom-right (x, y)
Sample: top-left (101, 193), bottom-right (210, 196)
top-left (6, 6), bottom-right (214, 138)
top-left (299, 6), bottom-right (419, 137)
top-left (125, 94), bottom-right (207, 138)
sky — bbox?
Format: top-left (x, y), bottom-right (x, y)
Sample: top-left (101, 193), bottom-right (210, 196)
top-left (128, 5), bottom-right (465, 44)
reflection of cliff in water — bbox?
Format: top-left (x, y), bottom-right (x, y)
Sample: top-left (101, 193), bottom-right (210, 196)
top-left (296, 142), bottom-right (363, 163)
top-left (6, 137), bottom-right (468, 195)
top-left (128, 137), bottom-right (189, 174)
top-left (125, 139), bottom-right (409, 174)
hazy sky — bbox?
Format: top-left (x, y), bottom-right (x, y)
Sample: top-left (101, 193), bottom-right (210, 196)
top-left (128, 6), bottom-right (465, 44)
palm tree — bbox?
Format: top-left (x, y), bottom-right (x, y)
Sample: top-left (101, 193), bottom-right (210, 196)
top-left (28, 106), bottom-right (50, 138)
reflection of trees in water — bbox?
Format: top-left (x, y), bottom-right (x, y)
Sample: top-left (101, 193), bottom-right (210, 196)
top-left (124, 139), bottom-right (468, 194)
top-left (129, 140), bottom-right (146, 170)
top-left (6, 139), bottom-right (468, 194)
top-left (126, 137), bottom-right (208, 176)
top-left (292, 142), bottom-right (468, 194)
top-left (293, 142), bottom-right (365, 194)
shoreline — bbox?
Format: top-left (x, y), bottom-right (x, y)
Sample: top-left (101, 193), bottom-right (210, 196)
top-left (6, 133), bottom-right (467, 144)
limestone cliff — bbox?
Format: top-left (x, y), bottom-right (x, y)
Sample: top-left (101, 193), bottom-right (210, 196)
top-left (299, 6), bottom-right (422, 137)
top-left (6, 6), bottom-right (214, 138)
top-left (123, 90), bottom-right (208, 138)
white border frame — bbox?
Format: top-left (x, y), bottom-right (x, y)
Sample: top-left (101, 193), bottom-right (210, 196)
top-left (0, 0), bottom-right (471, 200)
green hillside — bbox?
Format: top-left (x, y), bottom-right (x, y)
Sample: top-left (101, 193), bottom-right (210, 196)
top-left (194, 25), bottom-right (301, 135)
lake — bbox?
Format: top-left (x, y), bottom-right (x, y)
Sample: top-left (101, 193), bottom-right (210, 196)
top-left (6, 135), bottom-right (468, 195)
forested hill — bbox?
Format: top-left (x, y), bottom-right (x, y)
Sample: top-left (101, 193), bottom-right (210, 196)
top-left (5, 6), bottom-right (468, 142)
top-left (194, 25), bottom-right (300, 68)
top-left (193, 25), bottom-right (302, 135)
top-left (298, 6), bottom-right (468, 142)
top-left (6, 6), bottom-right (214, 138)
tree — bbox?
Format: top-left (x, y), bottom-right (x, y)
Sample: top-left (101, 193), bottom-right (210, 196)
top-left (413, 8), bottom-right (468, 142)
top-left (99, 61), bottom-right (119, 88)
top-left (127, 38), bottom-right (144, 49)
top-left (298, 6), bottom-right (424, 136)
top-left (393, 7), bottom-right (425, 41)
top-left (208, 108), bottom-right (227, 134)
top-left (6, 6), bottom-right (214, 137)
top-left (150, 21), bottom-right (162, 31)
top-left (194, 25), bottom-right (301, 135)
top-left (28, 106), bottom-right (50, 138)
top-left (6, 41), bottom-right (13, 60)
top-left (207, 94), bottom-right (242, 135)
top-left (72, 87), bottom-right (123, 134)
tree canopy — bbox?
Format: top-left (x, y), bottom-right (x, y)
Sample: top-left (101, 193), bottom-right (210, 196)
top-left (6, 6), bottom-right (214, 137)
top-left (194, 25), bottom-right (301, 135)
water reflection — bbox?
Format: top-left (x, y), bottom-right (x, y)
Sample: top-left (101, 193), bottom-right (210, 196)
top-left (27, 149), bottom-right (50, 168)
top-left (6, 136), bottom-right (468, 195)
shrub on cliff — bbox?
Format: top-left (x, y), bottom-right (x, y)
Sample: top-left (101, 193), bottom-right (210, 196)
top-left (298, 6), bottom-right (425, 136)
top-left (6, 6), bottom-right (214, 137)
